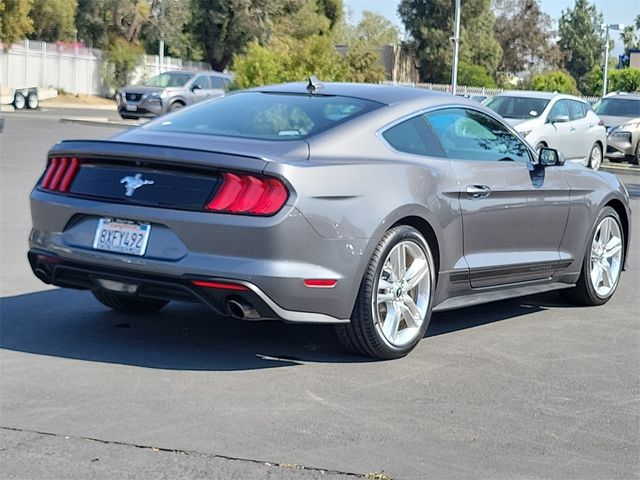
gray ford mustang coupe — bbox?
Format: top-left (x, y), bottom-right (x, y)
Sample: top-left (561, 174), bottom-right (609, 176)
top-left (29, 81), bottom-right (631, 359)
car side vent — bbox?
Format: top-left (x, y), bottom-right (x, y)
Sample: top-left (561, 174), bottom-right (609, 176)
top-left (40, 157), bottom-right (80, 192)
top-left (205, 172), bottom-right (289, 216)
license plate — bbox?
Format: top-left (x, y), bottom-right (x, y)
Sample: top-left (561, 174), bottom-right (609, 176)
top-left (93, 218), bottom-right (151, 256)
top-left (125, 105), bottom-right (137, 111)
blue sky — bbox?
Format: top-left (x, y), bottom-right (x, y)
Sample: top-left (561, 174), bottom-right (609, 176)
top-left (343, 0), bottom-right (637, 52)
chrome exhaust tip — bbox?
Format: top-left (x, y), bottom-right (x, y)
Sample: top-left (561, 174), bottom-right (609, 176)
top-left (226, 298), bottom-right (260, 320)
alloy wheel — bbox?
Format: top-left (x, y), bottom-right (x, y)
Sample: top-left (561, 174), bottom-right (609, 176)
top-left (373, 240), bottom-right (433, 347)
top-left (589, 144), bottom-right (602, 170)
top-left (589, 216), bottom-right (623, 297)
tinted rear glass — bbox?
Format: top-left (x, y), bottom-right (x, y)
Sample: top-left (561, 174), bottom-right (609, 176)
top-left (144, 72), bottom-right (193, 87)
top-left (594, 98), bottom-right (640, 117)
top-left (148, 92), bottom-right (383, 140)
top-left (485, 96), bottom-right (550, 119)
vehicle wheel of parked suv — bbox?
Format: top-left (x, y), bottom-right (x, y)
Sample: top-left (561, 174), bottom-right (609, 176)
top-left (335, 225), bottom-right (435, 359)
top-left (633, 141), bottom-right (640, 165)
top-left (560, 207), bottom-right (624, 306)
top-left (588, 143), bottom-right (602, 170)
top-left (93, 290), bottom-right (169, 313)
top-left (170, 101), bottom-right (184, 112)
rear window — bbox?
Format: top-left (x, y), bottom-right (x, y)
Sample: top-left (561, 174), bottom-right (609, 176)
top-left (593, 98), bottom-right (640, 117)
top-left (148, 92), bottom-right (383, 140)
top-left (485, 96), bottom-right (550, 119)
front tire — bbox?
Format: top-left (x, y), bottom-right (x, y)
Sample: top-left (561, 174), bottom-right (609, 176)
top-left (632, 140), bottom-right (640, 165)
top-left (93, 290), bottom-right (169, 314)
top-left (560, 207), bottom-right (624, 306)
top-left (169, 101), bottom-right (184, 112)
top-left (588, 143), bottom-right (602, 170)
top-left (335, 226), bottom-right (435, 359)
top-left (26, 92), bottom-right (39, 109)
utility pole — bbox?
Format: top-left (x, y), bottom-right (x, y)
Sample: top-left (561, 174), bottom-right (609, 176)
top-left (451, 0), bottom-right (461, 95)
top-left (602, 23), bottom-right (624, 97)
top-left (158, 0), bottom-right (165, 74)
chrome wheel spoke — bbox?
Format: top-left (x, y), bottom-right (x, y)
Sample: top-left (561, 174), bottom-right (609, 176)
top-left (604, 236), bottom-right (622, 258)
top-left (600, 219), bottom-right (611, 246)
top-left (403, 258), bottom-right (428, 290)
top-left (601, 262), bottom-right (614, 287)
top-left (399, 295), bottom-right (420, 327)
top-left (591, 263), bottom-right (603, 288)
top-left (390, 243), bottom-right (406, 280)
top-left (382, 307), bottom-right (400, 340)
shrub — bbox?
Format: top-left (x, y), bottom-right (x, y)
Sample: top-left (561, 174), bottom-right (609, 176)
top-left (104, 37), bottom-right (144, 90)
top-left (529, 70), bottom-right (579, 94)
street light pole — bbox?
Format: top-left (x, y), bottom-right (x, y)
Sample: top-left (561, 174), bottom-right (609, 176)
top-left (602, 23), bottom-right (624, 97)
top-left (451, 0), bottom-right (461, 95)
top-left (158, 0), bottom-right (165, 74)
top-left (602, 25), bottom-right (610, 97)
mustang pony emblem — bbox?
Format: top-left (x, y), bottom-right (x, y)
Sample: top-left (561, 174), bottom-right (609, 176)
top-left (120, 173), bottom-right (154, 197)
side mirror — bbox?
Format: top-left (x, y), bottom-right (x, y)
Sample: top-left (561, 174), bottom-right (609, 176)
top-left (550, 114), bottom-right (570, 123)
top-left (538, 147), bottom-right (565, 167)
top-left (191, 84), bottom-right (202, 92)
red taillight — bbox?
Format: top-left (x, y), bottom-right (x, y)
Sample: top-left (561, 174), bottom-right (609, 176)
top-left (40, 157), bottom-right (80, 192)
top-left (303, 279), bottom-right (338, 288)
top-left (192, 280), bottom-right (249, 291)
top-left (206, 172), bottom-right (289, 216)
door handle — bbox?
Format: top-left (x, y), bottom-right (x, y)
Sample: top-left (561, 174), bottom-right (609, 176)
top-left (466, 185), bottom-right (491, 198)
top-left (570, 127), bottom-right (576, 132)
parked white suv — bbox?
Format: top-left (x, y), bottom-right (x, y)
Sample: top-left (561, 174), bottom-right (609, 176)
top-left (485, 91), bottom-right (606, 170)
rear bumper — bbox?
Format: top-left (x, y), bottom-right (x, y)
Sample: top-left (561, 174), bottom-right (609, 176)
top-left (28, 249), bottom-right (349, 323)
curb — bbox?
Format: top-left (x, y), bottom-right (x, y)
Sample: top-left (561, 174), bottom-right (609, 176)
top-left (601, 163), bottom-right (640, 175)
top-left (42, 102), bottom-right (117, 111)
top-left (60, 117), bottom-right (143, 128)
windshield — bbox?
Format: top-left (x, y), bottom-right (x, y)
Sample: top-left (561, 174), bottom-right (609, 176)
top-left (485, 96), bottom-right (550, 119)
top-left (144, 72), bottom-right (193, 87)
top-left (593, 98), bottom-right (640, 117)
top-left (148, 91), bottom-right (383, 140)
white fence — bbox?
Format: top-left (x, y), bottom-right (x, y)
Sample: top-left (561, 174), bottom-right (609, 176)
top-left (0, 39), bottom-right (210, 97)
top-left (385, 81), bottom-right (601, 104)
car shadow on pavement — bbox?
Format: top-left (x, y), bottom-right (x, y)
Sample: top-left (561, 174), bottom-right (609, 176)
top-left (1, 288), bottom-right (568, 370)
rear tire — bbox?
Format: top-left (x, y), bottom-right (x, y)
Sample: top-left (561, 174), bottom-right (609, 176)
top-left (632, 141), bottom-right (640, 165)
top-left (169, 101), bottom-right (184, 112)
top-left (588, 143), bottom-right (602, 170)
top-left (335, 225), bottom-right (435, 359)
top-left (92, 290), bottom-right (169, 314)
top-left (560, 207), bottom-right (624, 306)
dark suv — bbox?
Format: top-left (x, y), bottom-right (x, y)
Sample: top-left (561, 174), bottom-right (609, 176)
top-left (116, 70), bottom-right (234, 120)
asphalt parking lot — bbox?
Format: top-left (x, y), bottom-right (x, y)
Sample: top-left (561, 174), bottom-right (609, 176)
top-left (1, 108), bottom-right (639, 479)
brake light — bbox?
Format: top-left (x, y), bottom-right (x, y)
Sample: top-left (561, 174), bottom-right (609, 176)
top-left (206, 172), bottom-right (289, 216)
top-left (40, 157), bottom-right (80, 192)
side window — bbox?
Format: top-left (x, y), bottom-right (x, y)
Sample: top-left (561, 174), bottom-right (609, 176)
top-left (191, 76), bottom-right (210, 90)
top-left (569, 100), bottom-right (586, 120)
top-left (381, 115), bottom-right (446, 157)
top-left (548, 100), bottom-right (570, 120)
top-left (425, 108), bottom-right (531, 163)
top-left (211, 76), bottom-right (228, 89)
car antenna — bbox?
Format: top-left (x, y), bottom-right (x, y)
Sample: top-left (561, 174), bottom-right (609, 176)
top-left (307, 76), bottom-right (323, 95)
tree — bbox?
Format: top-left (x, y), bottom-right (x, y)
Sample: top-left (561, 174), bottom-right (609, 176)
top-left (190, 0), bottom-right (282, 71)
top-left (334, 11), bottom-right (399, 48)
top-left (620, 15), bottom-right (640, 51)
top-left (558, 0), bottom-right (605, 93)
top-left (494, 0), bottom-right (562, 79)
top-left (104, 36), bottom-right (144, 89)
top-left (609, 68), bottom-right (640, 92)
top-left (0, 0), bottom-right (33, 47)
top-left (529, 70), bottom-right (579, 94)
top-left (29, 0), bottom-right (78, 42)
top-left (139, 0), bottom-right (194, 59)
top-left (398, 0), bottom-right (501, 83)
top-left (457, 61), bottom-right (496, 87)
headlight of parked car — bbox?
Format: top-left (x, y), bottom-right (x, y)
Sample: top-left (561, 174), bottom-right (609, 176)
top-left (609, 130), bottom-right (632, 141)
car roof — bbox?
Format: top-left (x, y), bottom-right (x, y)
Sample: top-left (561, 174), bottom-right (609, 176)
top-left (603, 92), bottom-right (640, 100)
top-left (493, 90), bottom-right (571, 100)
top-left (163, 70), bottom-right (233, 79)
top-left (251, 82), bottom-right (448, 106)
